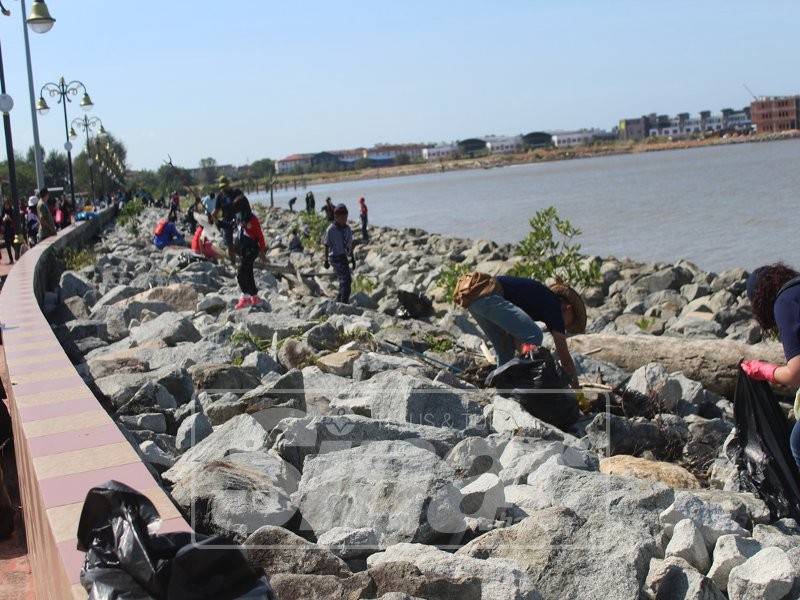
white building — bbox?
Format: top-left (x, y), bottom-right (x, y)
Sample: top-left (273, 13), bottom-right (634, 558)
top-left (367, 144), bottom-right (426, 161)
top-left (275, 154), bottom-right (312, 174)
top-left (723, 111), bottom-right (752, 131)
top-left (485, 135), bottom-right (524, 154)
top-left (551, 129), bottom-right (605, 147)
top-left (422, 144), bottom-right (458, 160)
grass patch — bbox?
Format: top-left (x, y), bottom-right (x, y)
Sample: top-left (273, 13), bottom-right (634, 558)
top-left (425, 333), bottom-right (454, 353)
top-left (230, 330), bottom-right (272, 353)
top-left (352, 275), bottom-right (375, 295)
top-left (636, 317), bottom-right (655, 331)
top-left (117, 198), bottom-right (145, 228)
top-left (437, 262), bottom-right (471, 303)
top-left (297, 211), bottom-right (328, 250)
top-left (61, 247), bottom-right (96, 270)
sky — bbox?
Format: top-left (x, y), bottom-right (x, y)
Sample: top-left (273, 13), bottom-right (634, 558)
top-left (0, 0), bottom-right (798, 171)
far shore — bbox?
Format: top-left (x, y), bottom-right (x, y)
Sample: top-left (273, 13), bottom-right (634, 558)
top-left (268, 130), bottom-right (800, 189)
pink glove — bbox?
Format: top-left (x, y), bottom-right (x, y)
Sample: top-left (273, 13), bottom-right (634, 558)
top-left (741, 360), bottom-right (779, 383)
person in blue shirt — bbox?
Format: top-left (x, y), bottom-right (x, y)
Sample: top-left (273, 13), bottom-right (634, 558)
top-left (743, 263), bottom-right (800, 466)
top-left (323, 204), bottom-right (355, 303)
top-left (466, 275), bottom-right (586, 386)
top-left (152, 212), bottom-right (185, 250)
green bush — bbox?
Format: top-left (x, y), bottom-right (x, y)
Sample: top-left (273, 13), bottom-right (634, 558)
top-left (61, 247), bottom-right (96, 270)
top-left (508, 206), bottom-right (600, 287)
top-left (437, 262), bottom-right (471, 303)
top-left (230, 330), bottom-right (271, 352)
top-left (424, 333), bottom-right (454, 353)
top-left (297, 211), bottom-right (328, 250)
top-left (117, 198), bottom-right (145, 228)
top-left (352, 275), bottom-right (375, 295)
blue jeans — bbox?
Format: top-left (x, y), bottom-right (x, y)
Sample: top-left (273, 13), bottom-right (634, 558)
top-left (468, 293), bottom-right (544, 365)
top-left (330, 255), bottom-right (352, 303)
top-left (790, 420), bottom-right (800, 469)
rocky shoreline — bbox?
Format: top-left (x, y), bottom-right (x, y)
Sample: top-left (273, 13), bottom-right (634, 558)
top-left (47, 205), bottom-right (800, 599)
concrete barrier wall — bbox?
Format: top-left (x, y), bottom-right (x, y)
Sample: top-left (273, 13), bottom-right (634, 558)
top-left (0, 212), bottom-right (191, 600)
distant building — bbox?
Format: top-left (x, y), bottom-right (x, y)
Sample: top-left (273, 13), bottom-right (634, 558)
top-left (522, 132), bottom-right (553, 148)
top-left (367, 144), bottom-right (427, 162)
top-left (750, 96), bottom-right (800, 132)
top-left (551, 129), bottom-right (608, 147)
top-left (422, 144), bottom-right (458, 160)
top-left (618, 117), bottom-right (650, 141)
top-left (276, 154), bottom-right (313, 174)
top-left (484, 135), bottom-right (524, 154)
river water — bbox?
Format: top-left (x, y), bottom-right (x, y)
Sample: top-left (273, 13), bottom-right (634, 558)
top-left (252, 139), bottom-right (800, 272)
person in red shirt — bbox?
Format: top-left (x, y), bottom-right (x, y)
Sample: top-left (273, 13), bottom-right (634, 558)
top-left (358, 197), bottom-right (368, 241)
top-left (232, 193), bottom-right (267, 309)
top-left (190, 224), bottom-right (219, 262)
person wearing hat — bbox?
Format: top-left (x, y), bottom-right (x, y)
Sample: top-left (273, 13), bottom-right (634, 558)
top-left (213, 175), bottom-right (237, 264)
top-left (466, 274), bottom-right (586, 387)
top-left (323, 203), bottom-right (356, 303)
top-left (25, 196), bottom-right (39, 246)
top-left (742, 263), bottom-right (800, 465)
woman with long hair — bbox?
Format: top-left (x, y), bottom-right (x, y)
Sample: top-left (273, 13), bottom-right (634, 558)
top-left (232, 193), bottom-right (267, 309)
top-left (743, 262), bottom-right (800, 465)
top-left (1, 198), bottom-right (16, 264)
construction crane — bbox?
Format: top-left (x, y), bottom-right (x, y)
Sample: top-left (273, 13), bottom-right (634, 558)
top-left (743, 83), bottom-right (758, 101)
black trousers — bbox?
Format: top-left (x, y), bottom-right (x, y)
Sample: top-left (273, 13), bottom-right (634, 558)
top-left (360, 214), bottom-right (369, 240)
top-left (331, 255), bottom-right (352, 304)
top-left (237, 248), bottom-right (258, 296)
top-left (3, 232), bottom-right (13, 263)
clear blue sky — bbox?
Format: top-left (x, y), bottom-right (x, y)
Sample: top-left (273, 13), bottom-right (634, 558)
top-left (1, 0), bottom-right (798, 171)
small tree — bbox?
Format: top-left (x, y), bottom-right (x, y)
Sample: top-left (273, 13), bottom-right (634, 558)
top-left (508, 206), bottom-right (600, 287)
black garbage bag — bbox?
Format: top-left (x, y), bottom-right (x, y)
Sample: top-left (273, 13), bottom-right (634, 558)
top-left (732, 368), bottom-right (800, 521)
top-left (396, 290), bottom-right (433, 319)
top-left (77, 480), bottom-right (274, 600)
top-left (485, 349), bottom-right (579, 430)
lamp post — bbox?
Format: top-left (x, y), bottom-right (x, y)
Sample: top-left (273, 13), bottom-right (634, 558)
top-left (37, 77), bottom-right (93, 205)
top-left (71, 115), bottom-right (104, 202)
top-left (0, 2), bottom-right (19, 234)
top-left (21, 0), bottom-right (55, 191)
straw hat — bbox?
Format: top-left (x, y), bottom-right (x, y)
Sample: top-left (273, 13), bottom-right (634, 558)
top-left (549, 280), bottom-right (587, 334)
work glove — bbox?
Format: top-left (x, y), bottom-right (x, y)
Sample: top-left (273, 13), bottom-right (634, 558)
top-left (519, 343), bottom-right (538, 358)
top-left (324, 259), bottom-right (330, 270)
top-left (741, 359), bottom-right (779, 383)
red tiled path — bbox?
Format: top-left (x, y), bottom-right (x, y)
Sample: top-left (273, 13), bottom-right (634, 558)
top-left (0, 218), bottom-right (192, 599)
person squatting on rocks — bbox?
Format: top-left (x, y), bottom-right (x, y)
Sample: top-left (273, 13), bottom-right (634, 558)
top-left (457, 272), bottom-right (586, 387)
top-left (214, 176), bottom-right (237, 265)
top-left (288, 227), bottom-right (303, 253)
top-left (36, 188), bottom-right (57, 241)
top-left (152, 212), bottom-right (185, 249)
top-left (742, 263), bottom-right (800, 467)
top-left (233, 193), bottom-right (267, 309)
top-left (191, 224), bottom-right (219, 262)
top-left (1, 198), bottom-right (16, 264)
top-left (322, 197), bottom-right (335, 222)
top-left (324, 203), bottom-right (356, 304)
top-left (359, 196), bottom-right (368, 241)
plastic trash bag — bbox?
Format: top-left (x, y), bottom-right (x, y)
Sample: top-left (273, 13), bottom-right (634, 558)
top-left (732, 368), bottom-right (800, 521)
top-left (485, 349), bottom-right (579, 430)
top-left (77, 480), bottom-right (274, 600)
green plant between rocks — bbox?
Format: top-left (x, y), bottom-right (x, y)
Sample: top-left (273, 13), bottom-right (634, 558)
top-left (424, 333), bottom-right (454, 353)
top-left (508, 206), bottom-right (601, 288)
top-left (351, 275), bottom-right (375, 295)
top-left (636, 317), bottom-right (655, 331)
top-left (437, 262), bottom-right (471, 303)
top-left (297, 211), bottom-right (328, 250)
top-left (117, 198), bottom-right (145, 228)
top-left (230, 330), bottom-right (271, 353)
top-left (61, 247), bottom-right (96, 270)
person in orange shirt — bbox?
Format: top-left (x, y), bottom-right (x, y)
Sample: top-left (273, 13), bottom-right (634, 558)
top-left (190, 224), bottom-right (219, 262)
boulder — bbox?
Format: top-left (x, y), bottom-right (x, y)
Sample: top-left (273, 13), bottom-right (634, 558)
top-left (115, 381), bottom-right (177, 415)
top-left (626, 362), bottom-right (683, 412)
top-left (240, 312), bottom-right (315, 340)
top-left (499, 438), bottom-right (597, 485)
top-left (444, 436), bottom-right (506, 480)
top-left (599, 455), bottom-right (701, 489)
top-left (129, 312), bottom-right (201, 346)
top-left (126, 283), bottom-right (200, 311)
top-left (271, 415), bottom-right (465, 471)
top-left (317, 350), bottom-right (361, 377)
top-left (119, 412), bottom-right (166, 434)
top-left (170, 460), bottom-right (298, 543)
top-left (205, 394), bottom-right (246, 425)
top-left (752, 520), bottom-right (800, 551)
top-left (175, 412), bottom-right (213, 452)
top-left (295, 440), bottom-right (464, 546)
top-left (304, 321), bottom-right (341, 351)
top-left (727, 546), bottom-right (794, 600)
top-left (224, 450), bottom-right (301, 494)
top-left (188, 363), bottom-right (260, 392)
top-left (352, 352), bottom-right (420, 381)
top-left (138, 440), bottom-right (175, 469)
top-left (277, 338), bottom-right (316, 371)
top-left (459, 473), bottom-right (504, 520)
top-left (666, 518), bottom-right (711, 573)
top-left (660, 492), bottom-right (749, 548)
top-left (95, 366), bottom-right (193, 407)
top-left (645, 556), bottom-right (725, 600)
top-left (92, 284), bottom-right (142, 310)
top-left (243, 525), bottom-right (350, 577)
top-left (241, 351), bottom-right (281, 376)
top-left (367, 543), bottom-right (540, 600)
top-left (368, 372), bottom-right (486, 433)
top-left (486, 395), bottom-right (577, 443)
top-left (60, 271), bottom-right (94, 300)
top-left (707, 535), bottom-right (762, 591)
top-left (317, 526), bottom-right (380, 560)
top-left (163, 414), bottom-right (270, 484)
top-left (65, 319), bottom-right (108, 342)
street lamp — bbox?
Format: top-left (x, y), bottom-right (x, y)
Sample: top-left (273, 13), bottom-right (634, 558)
top-left (21, 0), bottom-right (56, 191)
top-left (71, 114), bottom-right (104, 201)
top-left (37, 77), bottom-right (93, 205)
top-left (0, 1), bottom-right (21, 237)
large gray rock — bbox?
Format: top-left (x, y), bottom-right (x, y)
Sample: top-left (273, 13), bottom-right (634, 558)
top-left (498, 437), bottom-right (597, 485)
top-left (163, 414), bottom-right (270, 484)
top-left (317, 526), bottom-right (380, 560)
top-left (458, 506), bottom-right (659, 600)
top-left (752, 520), bottom-right (800, 551)
top-left (304, 321), bottom-right (341, 351)
top-left (188, 363), bottom-right (260, 392)
top-left (645, 556), bottom-right (725, 600)
top-left (666, 518), bottom-right (711, 573)
top-left (295, 440), bottom-right (464, 546)
top-left (368, 371), bottom-right (486, 433)
top-left (444, 436), bottom-right (507, 481)
top-left (271, 414), bottom-right (465, 471)
top-left (367, 543), bottom-right (540, 600)
top-left (129, 312), bottom-right (201, 346)
top-left (145, 341), bottom-right (234, 370)
top-left (60, 271), bottom-right (94, 300)
top-left (352, 352), bottom-right (422, 381)
top-left (727, 546), bottom-right (795, 600)
top-left (240, 312), bottom-right (315, 340)
top-left (175, 412), bottom-right (213, 452)
top-left (626, 362), bottom-right (683, 412)
top-left (92, 284), bottom-right (142, 311)
top-left (224, 450), bottom-right (301, 494)
top-left (707, 535), bottom-right (762, 592)
top-left (95, 366), bottom-right (194, 407)
top-left (459, 473), bottom-right (504, 520)
top-left (486, 395), bottom-right (577, 443)
top-left (243, 525), bottom-right (351, 578)
top-left (660, 492), bottom-right (749, 549)
top-left (170, 460), bottom-right (298, 543)
top-left (65, 319), bottom-right (109, 342)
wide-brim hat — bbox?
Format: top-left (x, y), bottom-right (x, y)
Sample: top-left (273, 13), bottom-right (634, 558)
top-left (217, 176), bottom-right (230, 188)
top-left (549, 281), bottom-right (587, 335)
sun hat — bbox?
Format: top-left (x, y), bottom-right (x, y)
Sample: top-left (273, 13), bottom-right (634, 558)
top-left (549, 280), bottom-right (587, 335)
top-left (27, 196), bottom-right (37, 207)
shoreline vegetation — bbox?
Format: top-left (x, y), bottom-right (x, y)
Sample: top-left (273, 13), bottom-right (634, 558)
top-left (268, 129), bottom-right (800, 189)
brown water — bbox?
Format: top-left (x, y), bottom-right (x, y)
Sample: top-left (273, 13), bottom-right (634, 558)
top-left (254, 139), bottom-right (800, 272)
